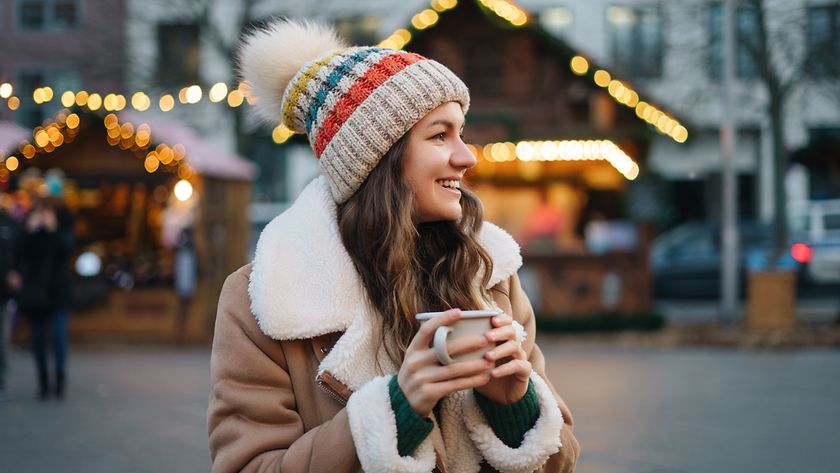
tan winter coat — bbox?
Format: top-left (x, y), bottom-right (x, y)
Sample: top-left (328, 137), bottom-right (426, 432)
top-left (207, 177), bottom-right (580, 473)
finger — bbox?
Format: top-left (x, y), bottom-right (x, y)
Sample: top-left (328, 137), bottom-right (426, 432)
top-left (447, 334), bottom-right (489, 357)
top-left (417, 358), bottom-right (492, 383)
top-left (490, 313), bottom-right (513, 328)
top-left (490, 359), bottom-right (532, 380)
top-left (412, 334), bottom-right (489, 368)
top-left (485, 324), bottom-right (517, 344)
top-left (484, 340), bottom-right (526, 363)
top-left (429, 371), bottom-right (492, 398)
top-left (409, 309), bottom-right (461, 351)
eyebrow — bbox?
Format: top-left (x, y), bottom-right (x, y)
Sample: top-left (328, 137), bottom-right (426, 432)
top-left (427, 119), bottom-right (465, 131)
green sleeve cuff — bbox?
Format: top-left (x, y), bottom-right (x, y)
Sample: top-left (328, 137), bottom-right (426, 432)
top-left (473, 380), bottom-right (539, 448)
top-left (388, 376), bottom-right (434, 457)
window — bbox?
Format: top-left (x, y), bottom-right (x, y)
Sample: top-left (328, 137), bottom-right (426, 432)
top-left (806, 5), bottom-right (840, 77)
top-left (17, 0), bottom-right (79, 31)
top-left (606, 5), bottom-right (663, 79)
top-left (15, 68), bottom-right (81, 128)
top-left (334, 15), bottom-right (380, 45)
top-left (539, 7), bottom-right (573, 37)
top-left (708, 2), bottom-right (760, 80)
top-left (157, 23), bottom-right (200, 87)
top-left (17, 71), bottom-right (46, 127)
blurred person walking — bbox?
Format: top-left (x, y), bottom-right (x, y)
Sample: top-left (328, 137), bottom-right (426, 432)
top-left (0, 200), bottom-right (22, 401)
top-left (17, 195), bottom-right (75, 400)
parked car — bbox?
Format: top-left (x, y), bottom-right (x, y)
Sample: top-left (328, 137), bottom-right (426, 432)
top-left (788, 199), bottom-right (840, 288)
top-left (651, 220), bottom-right (807, 299)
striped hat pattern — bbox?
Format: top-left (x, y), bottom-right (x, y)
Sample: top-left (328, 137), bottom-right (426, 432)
top-left (239, 21), bottom-right (470, 203)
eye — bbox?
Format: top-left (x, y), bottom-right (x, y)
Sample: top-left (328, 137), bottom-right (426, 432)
top-left (433, 132), bottom-right (446, 141)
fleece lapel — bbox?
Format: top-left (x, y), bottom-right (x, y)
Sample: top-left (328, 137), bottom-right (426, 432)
top-left (248, 176), bottom-right (363, 340)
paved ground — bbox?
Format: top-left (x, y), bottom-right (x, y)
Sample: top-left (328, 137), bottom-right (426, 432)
top-left (1, 341), bottom-right (839, 473)
top-left (656, 297), bottom-right (840, 326)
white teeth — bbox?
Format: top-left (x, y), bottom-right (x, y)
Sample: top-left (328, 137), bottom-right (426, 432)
top-left (438, 180), bottom-right (461, 189)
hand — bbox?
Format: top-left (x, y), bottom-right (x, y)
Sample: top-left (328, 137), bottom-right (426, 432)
top-left (398, 308), bottom-right (494, 418)
top-left (474, 313), bottom-right (532, 405)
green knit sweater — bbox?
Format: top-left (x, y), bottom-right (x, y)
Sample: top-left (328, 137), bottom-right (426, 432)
top-left (388, 376), bottom-right (539, 457)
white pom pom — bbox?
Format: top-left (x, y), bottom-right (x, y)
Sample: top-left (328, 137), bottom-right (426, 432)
top-left (238, 19), bottom-right (347, 127)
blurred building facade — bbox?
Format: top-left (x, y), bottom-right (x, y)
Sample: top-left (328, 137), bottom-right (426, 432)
top-left (0, 0), bottom-right (126, 128)
top-left (520, 0), bottom-right (840, 221)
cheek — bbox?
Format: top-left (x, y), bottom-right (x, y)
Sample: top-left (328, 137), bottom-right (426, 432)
top-left (402, 151), bottom-right (437, 195)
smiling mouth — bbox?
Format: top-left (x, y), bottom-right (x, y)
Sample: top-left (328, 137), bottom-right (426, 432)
top-left (436, 179), bottom-right (461, 190)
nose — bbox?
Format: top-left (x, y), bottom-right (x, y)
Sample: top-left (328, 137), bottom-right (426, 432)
top-left (451, 137), bottom-right (477, 170)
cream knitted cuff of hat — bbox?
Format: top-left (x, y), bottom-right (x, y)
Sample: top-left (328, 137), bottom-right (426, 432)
top-left (238, 19), bottom-right (470, 203)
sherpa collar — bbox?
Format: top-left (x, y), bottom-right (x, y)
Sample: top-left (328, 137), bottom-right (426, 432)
top-left (248, 176), bottom-right (522, 389)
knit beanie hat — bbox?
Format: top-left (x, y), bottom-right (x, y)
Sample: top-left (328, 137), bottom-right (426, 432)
top-left (238, 19), bottom-right (471, 203)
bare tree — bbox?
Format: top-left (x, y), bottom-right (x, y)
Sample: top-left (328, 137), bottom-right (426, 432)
top-left (669, 0), bottom-right (840, 258)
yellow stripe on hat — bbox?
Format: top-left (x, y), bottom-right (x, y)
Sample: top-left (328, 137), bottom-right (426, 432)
top-left (283, 49), bottom-right (348, 130)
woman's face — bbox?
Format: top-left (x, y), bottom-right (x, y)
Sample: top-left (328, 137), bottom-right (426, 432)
top-left (402, 102), bottom-right (477, 223)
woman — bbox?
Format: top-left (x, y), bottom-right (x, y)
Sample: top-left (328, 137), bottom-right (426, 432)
top-left (208, 20), bottom-right (580, 473)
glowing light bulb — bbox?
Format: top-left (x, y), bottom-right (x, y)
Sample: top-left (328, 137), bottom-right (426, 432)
top-left (174, 179), bottom-right (193, 202)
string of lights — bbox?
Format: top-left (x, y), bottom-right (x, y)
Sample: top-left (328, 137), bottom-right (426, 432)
top-left (0, 107), bottom-right (196, 188)
top-left (467, 139), bottom-right (640, 180)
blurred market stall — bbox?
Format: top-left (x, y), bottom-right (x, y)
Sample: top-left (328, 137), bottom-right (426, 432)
top-left (0, 108), bottom-right (255, 343)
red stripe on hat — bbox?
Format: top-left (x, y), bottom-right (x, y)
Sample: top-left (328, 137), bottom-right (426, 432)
top-left (313, 52), bottom-right (424, 158)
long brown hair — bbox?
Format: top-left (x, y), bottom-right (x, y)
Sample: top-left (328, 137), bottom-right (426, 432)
top-left (337, 134), bottom-right (494, 366)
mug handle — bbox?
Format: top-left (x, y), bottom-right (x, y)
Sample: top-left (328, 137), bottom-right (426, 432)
top-left (433, 326), bottom-right (454, 365)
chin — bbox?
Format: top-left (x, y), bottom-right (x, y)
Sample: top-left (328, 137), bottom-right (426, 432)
top-left (418, 206), bottom-right (463, 223)
top-left (434, 206), bottom-right (463, 222)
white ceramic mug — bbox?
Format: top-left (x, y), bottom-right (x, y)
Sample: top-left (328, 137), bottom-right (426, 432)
top-left (415, 310), bottom-right (501, 365)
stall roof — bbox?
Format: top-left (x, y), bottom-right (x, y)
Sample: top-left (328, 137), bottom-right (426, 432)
top-left (1, 112), bottom-right (258, 181)
top-left (119, 111), bottom-right (257, 181)
top-left (379, 0), bottom-right (689, 144)
top-left (0, 121), bottom-right (29, 156)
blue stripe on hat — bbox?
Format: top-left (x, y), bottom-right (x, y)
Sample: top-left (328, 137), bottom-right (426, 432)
top-left (305, 48), bottom-right (385, 134)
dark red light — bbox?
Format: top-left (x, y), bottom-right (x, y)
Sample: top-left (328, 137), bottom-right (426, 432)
top-left (791, 243), bottom-right (812, 263)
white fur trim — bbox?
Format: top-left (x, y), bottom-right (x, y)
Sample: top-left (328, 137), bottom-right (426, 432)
top-left (347, 376), bottom-right (436, 473)
top-left (478, 222), bottom-right (523, 288)
top-left (249, 177), bottom-right (364, 340)
top-left (238, 19), bottom-right (347, 126)
top-left (317, 297), bottom-right (398, 391)
top-left (463, 373), bottom-right (564, 473)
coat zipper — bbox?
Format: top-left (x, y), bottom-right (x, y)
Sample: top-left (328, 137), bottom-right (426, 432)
top-left (316, 376), bottom-right (348, 406)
